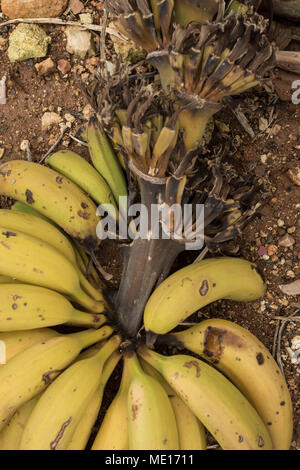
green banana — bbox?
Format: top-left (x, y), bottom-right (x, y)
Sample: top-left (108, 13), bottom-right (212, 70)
top-left (46, 150), bottom-right (119, 220)
top-left (144, 257), bottom-right (266, 334)
top-left (87, 117), bottom-right (128, 219)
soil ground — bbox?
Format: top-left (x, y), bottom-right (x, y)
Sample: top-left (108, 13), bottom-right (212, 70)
top-left (0, 4), bottom-right (299, 450)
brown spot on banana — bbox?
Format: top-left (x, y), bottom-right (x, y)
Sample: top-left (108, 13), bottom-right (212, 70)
top-left (183, 360), bottom-right (201, 377)
top-left (50, 417), bottom-right (72, 450)
top-left (42, 369), bottom-right (61, 385)
top-left (199, 280), bottom-right (209, 296)
top-left (25, 189), bottom-right (35, 204)
top-left (2, 231), bottom-right (17, 238)
top-left (256, 352), bottom-right (264, 365)
top-left (0, 241), bottom-right (11, 249)
top-left (204, 327), bottom-right (246, 360)
top-left (77, 210), bottom-right (90, 220)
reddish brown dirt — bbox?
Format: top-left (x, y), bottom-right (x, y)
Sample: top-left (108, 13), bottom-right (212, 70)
top-left (0, 5), bottom-right (299, 450)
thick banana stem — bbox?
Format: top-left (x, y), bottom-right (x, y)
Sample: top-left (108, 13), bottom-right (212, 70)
top-left (115, 175), bottom-right (184, 338)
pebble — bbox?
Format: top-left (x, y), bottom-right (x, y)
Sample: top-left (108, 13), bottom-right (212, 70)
top-left (64, 113), bottom-right (75, 123)
top-left (0, 37), bottom-right (7, 51)
top-left (7, 24), bottom-right (51, 62)
top-left (41, 112), bottom-right (62, 131)
top-left (1, 0), bottom-right (68, 19)
top-left (65, 26), bottom-right (95, 58)
top-left (82, 103), bottom-right (94, 120)
top-left (287, 167), bottom-right (300, 186)
top-left (57, 59), bottom-right (71, 75)
top-left (267, 244), bottom-right (277, 256)
top-left (79, 13), bottom-right (93, 24)
top-left (278, 234), bottom-right (295, 248)
top-left (277, 219), bottom-right (285, 227)
top-left (286, 270), bottom-right (295, 278)
top-left (0, 148), bottom-right (5, 159)
top-left (287, 226), bottom-right (296, 234)
top-left (260, 154), bottom-right (267, 164)
top-left (69, 0), bottom-right (84, 15)
top-left (35, 57), bottom-right (56, 76)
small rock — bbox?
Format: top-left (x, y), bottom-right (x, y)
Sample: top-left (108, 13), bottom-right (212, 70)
top-left (277, 219), bottom-right (285, 227)
top-left (35, 57), bottom-right (56, 76)
top-left (0, 148), bottom-right (5, 159)
top-left (1, 0), bottom-right (68, 19)
top-left (280, 279), bottom-right (300, 296)
top-left (258, 245), bottom-right (267, 257)
top-left (65, 26), bottom-right (95, 58)
top-left (267, 244), bottom-right (278, 256)
top-left (64, 113), bottom-right (75, 123)
top-left (260, 154), bottom-right (267, 164)
top-left (82, 103), bottom-right (94, 120)
top-left (7, 24), bottom-right (51, 62)
top-left (286, 270), bottom-right (295, 278)
top-left (0, 37), bottom-right (7, 51)
top-left (287, 226), bottom-right (296, 234)
top-left (215, 120), bottom-right (230, 133)
top-left (57, 59), bottom-right (71, 75)
top-left (287, 167), bottom-right (300, 186)
top-left (20, 140), bottom-right (29, 151)
top-left (278, 234), bottom-right (295, 248)
top-left (41, 112), bottom-right (62, 131)
top-left (69, 0), bottom-right (84, 15)
top-left (79, 13), bottom-right (93, 24)
top-left (271, 124), bottom-right (281, 136)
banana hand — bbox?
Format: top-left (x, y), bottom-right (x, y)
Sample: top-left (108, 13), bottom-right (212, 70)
top-left (138, 346), bottom-right (272, 450)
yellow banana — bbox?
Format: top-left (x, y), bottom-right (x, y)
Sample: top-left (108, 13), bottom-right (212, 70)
top-left (170, 395), bottom-right (207, 450)
top-left (0, 226), bottom-right (104, 312)
top-left (0, 209), bottom-right (104, 302)
top-left (125, 352), bottom-right (179, 450)
top-left (170, 318), bottom-right (293, 450)
top-left (67, 350), bottom-right (121, 450)
top-left (0, 284), bottom-right (106, 331)
top-left (0, 395), bottom-right (40, 450)
top-left (87, 117), bottom-right (128, 218)
top-left (138, 346), bottom-right (272, 450)
top-left (46, 150), bottom-right (119, 220)
top-left (0, 209), bottom-right (75, 262)
top-left (144, 257), bottom-right (266, 334)
top-left (0, 325), bottom-right (113, 430)
top-left (91, 357), bottom-right (130, 450)
top-left (0, 160), bottom-right (100, 250)
top-left (140, 358), bottom-right (206, 450)
top-left (0, 328), bottom-right (59, 363)
top-left (20, 334), bottom-right (121, 450)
